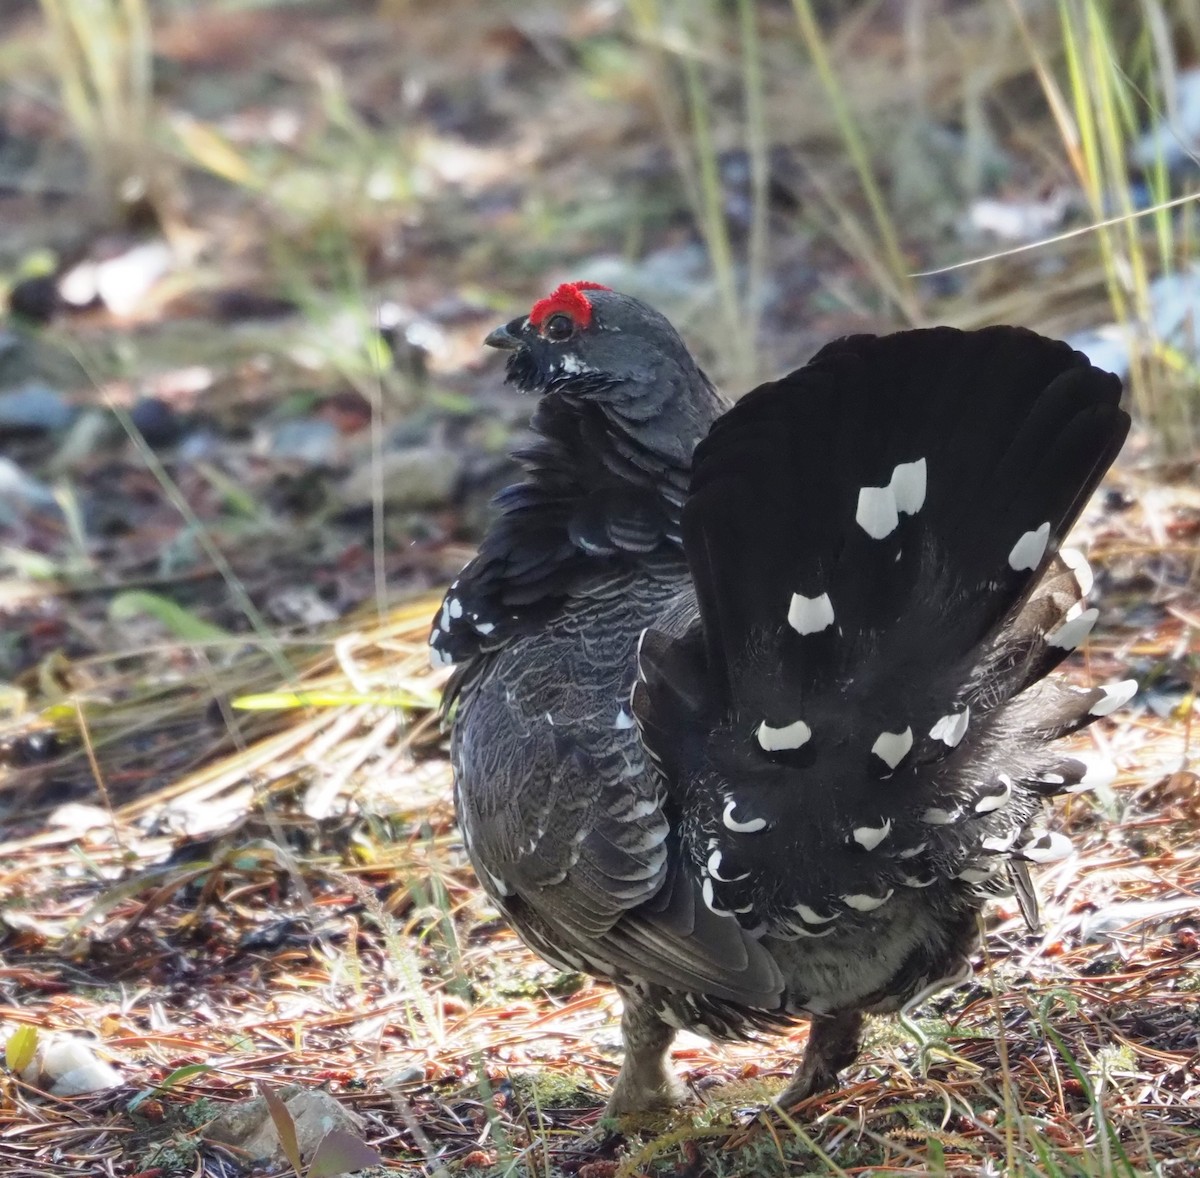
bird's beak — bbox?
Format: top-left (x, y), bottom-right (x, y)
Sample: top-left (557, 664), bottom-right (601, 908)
top-left (484, 320), bottom-right (522, 351)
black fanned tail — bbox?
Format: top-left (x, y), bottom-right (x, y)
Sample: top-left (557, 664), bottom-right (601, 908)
top-left (633, 327), bottom-right (1130, 934)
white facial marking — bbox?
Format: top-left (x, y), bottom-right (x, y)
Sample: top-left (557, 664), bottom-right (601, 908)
top-left (429, 644), bottom-right (454, 668)
top-left (448, 597), bottom-right (463, 619)
top-left (557, 352), bottom-right (593, 376)
top-left (872, 727), bottom-right (913, 768)
top-left (788, 591), bottom-right (835, 635)
top-left (440, 599), bottom-right (452, 630)
top-left (1047, 607), bottom-right (1099, 650)
top-left (975, 773), bottom-right (1013, 813)
top-left (841, 889), bottom-right (893, 912)
top-left (1059, 547), bottom-right (1094, 596)
top-left (855, 485), bottom-right (899, 539)
top-left (757, 718), bottom-right (812, 751)
top-left (889, 458), bottom-right (927, 514)
top-left (1089, 679), bottom-right (1137, 716)
top-left (792, 903), bottom-right (837, 925)
top-left (722, 799), bottom-right (767, 833)
top-left (1019, 831), bottom-right (1073, 863)
top-left (1008, 521), bottom-right (1051, 571)
top-left (929, 707), bottom-right (970, 748)
top-left (852, 818), bottom-right (892, 851)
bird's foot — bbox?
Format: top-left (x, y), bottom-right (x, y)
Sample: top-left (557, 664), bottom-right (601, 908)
top-left (603, 1065), bottom-right (691, 1118)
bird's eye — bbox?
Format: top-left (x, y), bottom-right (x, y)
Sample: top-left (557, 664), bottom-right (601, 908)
top-left (542, 313), bottom-right (576, 342)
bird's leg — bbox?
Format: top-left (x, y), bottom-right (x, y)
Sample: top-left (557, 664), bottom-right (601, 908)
top-left (774, 1011), bottom-right (864, 1110)
top-left (605, 992), bottom-right (689, 1115)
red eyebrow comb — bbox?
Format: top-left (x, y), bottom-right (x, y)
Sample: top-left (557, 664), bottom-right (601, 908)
top-left (529, 281), bottom-right (610, 330)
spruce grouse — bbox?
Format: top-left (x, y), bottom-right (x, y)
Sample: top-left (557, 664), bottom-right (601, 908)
top-left (430, 282), bottom-right (1133, 1114)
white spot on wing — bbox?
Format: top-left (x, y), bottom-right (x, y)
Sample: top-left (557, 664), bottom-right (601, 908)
top-left (852, 818), bottom-right (892, 851)
top-left (871, 727), bottom-right (913, 768)
top-left (788, 591), bottom-right (835, 635)
top-left (1008, 521), bottom-right (1051, 571)
top-left (722, 799), bottom-right (767, 833)
top-left (1089, 679), bottom-right (1137, 716)
top-left (889, 458), bottom-right (927, 514)
top-left (757, 718), bottom-right (812, 751)
top-left (841, 890), bottom-right (893, 911)
top-left (929, 707), bottom-right (970, 747)
top-left (1060, 547), bottom-right (1094, 595)
top-left (1047, 607), bottom-right (1099, 650)
top-left (855, 485), bottom-right (899, 539)
top-left (614, 707), bottom-right (635, 730)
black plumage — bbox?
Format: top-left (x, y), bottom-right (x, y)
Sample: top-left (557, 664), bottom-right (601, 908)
top-left (432, 284), bottom-right (1133, 1113)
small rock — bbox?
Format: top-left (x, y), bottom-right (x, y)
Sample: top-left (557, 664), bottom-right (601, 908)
top-left (341, 444), bottom-right (461, 510)
top-left (60, 239), bottom-right (173, 317)
top-left (208, 1085), bottom-right (366, 1167)
top-left (0, 457), bottom-right (57, 524)
top-left (47, 409), bottom-right (125, 474)
top-left (17, 1034), bottom-right (122, 1095)
top-left (0, 383), bottom-right (75, 432)
top-left (130, 396), bottom-right (183, 448)
top-left (8, 275), bottom-right (61, 324)
top-left (255, 418), bottom-right (341, 464)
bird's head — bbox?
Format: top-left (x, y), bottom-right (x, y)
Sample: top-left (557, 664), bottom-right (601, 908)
top-left (484, 283), bottom-right (724, 441)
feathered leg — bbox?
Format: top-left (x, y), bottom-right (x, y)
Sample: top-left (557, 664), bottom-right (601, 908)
top-left (606, 991), bottom-right (689, 1114)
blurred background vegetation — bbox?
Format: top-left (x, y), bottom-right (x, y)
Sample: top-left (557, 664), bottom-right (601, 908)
top-left (0, 3), bottom-right (1197, 1175)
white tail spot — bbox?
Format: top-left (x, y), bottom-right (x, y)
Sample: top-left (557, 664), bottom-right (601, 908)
top-left (1060, 547), bottom-right (1094, 596)
top-left (871, 727), bottom-right (913, 768)
top-left (856, 485), bottom-right (899, 539)
top-left (722, 798), bottom-right (767, 833)
top-left (1008, 521), bottom-right (1051, 571)
top-left (1089, 679), bottom-right (1137, 716)
top-left (757, 718), bottom-right (812, 751)
top-left (841, 889), bottom-right (893, 912)
top-left (929, 707), bottom-right (970, 747)
top-left (889, 458), bottom-right (927, 514)
top-left (852, 818), bottom-right (892, 851)
top-left (1047, 607), bottom-right (1099, 650)
top-left (788, 591), bottom-right (835, 635)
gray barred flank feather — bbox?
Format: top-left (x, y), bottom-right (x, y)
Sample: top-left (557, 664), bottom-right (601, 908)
top-left (435, 284), bottom-right (1133, 1115)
